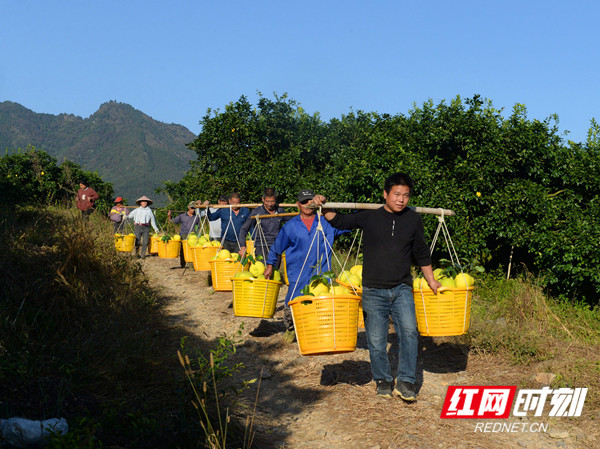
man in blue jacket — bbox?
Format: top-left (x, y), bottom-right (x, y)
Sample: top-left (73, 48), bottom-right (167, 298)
top-left (264, 189), bottom-right (346, 343)
top-left (204, 193), bottom-right (250, 253)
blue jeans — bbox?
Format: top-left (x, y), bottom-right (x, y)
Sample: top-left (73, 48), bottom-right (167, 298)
top-left (362, 283), bottom-right (418, 384)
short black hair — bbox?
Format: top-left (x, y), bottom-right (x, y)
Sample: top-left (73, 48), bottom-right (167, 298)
top-left (218, 194), bottom-right (229, 202)
top-left (229, 192), bottom-right (241, 200)
top-left (263, 187), bottom-right (277, 198)
top-left (384, 172), bottom-right (414, 194)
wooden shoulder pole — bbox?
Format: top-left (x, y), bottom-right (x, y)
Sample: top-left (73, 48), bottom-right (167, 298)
top-left (252, 212), bottom-right (299, 220)
top-left (310, 202), bottom-right (455, 217)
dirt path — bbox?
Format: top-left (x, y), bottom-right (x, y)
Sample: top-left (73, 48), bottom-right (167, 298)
top-left (141, 256), bottom-right (596, 449)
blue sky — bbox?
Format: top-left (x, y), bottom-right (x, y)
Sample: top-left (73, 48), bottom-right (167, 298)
top-left (2, 0), bottom-right (598, 143)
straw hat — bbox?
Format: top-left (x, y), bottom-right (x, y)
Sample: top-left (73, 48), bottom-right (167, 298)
top-left (136, 195), bottom-right (154, 205)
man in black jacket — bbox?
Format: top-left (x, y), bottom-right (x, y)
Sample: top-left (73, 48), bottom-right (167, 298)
top-left (312, 173), bottom-right (440, 401)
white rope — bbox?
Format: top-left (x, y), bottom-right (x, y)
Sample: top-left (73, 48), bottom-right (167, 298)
top-left (288, 216), bottom-right (324, 299)
top-left (426, 208), bottom-right (470, 333)
top-left (419, 288), bottom-right (429, 335)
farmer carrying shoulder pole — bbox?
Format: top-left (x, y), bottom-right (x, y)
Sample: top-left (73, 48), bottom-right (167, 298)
top-left (168, 202), bottom-right (200, 268)
top-left (203, 192), bottom-right (250, 253)
top-left (312, 172), bottom-right (441, 401)
top-left (110, 197), bottom-right (128, 233)
top-left (127, 195), bottom-right (159, 259)
top-left (238, 187), bottom-right (290, 262)
top-left (263, 189), bottom-right (347, 343)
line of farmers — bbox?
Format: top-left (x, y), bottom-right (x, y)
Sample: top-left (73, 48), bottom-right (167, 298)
top-left (101, 173), bottom-right (447, 402)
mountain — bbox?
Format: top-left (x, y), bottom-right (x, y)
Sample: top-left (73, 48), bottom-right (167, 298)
top-left (0, 100), bottom-right (197, 205)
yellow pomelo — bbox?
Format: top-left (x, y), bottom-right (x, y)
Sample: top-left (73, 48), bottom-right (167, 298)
top-left (338, 270), bottom-right (353, 284)
top-left (440, 277), bottom-right (456, 288)
top-left (413, 277), bottom-right (430, 290)
top-left (350, 264), bottom-right (363, 278)
top-left (455, 273), bottom-right (475, 288)
top-left (211, 241), bottom-right (220, 247)
top-left (330, 285), bottom-right (349, 295)
top-left (217, 249), bottom-right (231, 260)
top-left (348, 273), bottom-right (362, 287)
top-left (310, 282), bottom-right (329, 296)
top-left (249, 261), bottom-right (265, 277)
top-left (172, 234), bottom-right (181, 241)
top-left (272, 270), bottom-right (282, 282)
top-left (234, 271), bottom-right (253, 279)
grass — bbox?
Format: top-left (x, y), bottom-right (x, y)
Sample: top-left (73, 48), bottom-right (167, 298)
top-left (459, 270), bottom-right (600, 412)
top-left (2, 204), bottom-right (599, 445)
top-left (0, 205), bottom-right (254, 448)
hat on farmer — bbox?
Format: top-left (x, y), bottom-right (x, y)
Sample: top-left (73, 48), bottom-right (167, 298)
top-left (188, 201), bottom-right (197, 209)
top-left (114, 197), bottom-right (123, 203)
top-left (136, 195), bottom-right (154, 206)
top-left (297, 189), bottom-right (315, 203)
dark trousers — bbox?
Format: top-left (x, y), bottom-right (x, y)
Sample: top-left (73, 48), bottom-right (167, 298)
top-left (81, 209), bottom-right (93, 220)
top-left (222, 239), bottom-right (240, 253)
top-left (112, 221), bottom-right (125, 233)
top-left (134, 225), bottom-right (150, 257)
top-left (179, 233), bottom-right (188, 267)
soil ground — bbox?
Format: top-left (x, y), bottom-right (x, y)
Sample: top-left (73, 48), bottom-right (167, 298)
top-left (141, 255), bottom-right (598, 449)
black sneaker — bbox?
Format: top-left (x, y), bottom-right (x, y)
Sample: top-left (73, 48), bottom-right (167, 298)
top-left (394, 381), bottom-right (417, 402)
top-left (376, 380), bottom-right (393, 398)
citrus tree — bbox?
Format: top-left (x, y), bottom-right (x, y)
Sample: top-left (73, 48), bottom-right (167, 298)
top-left (162, 94), bottom-right (600, 304)
top-left (0, 147), bottom-right (114, 212)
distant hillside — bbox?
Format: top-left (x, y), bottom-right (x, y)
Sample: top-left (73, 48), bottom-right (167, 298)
top-left (0, 100), bottom-right (197, 205)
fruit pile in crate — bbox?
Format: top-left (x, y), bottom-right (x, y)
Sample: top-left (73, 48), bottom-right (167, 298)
top-left (232, 256), bottom-right (283, 319)
top-left (209, 249), bottom-right (248, 291)
top-left (114, 233), bottom-right (136, 252)
top-left (335, 264), bottom-right (364, 327)
top-left (335, 264), bottom-right (363, 292)
top-left (290, 271), bottom-right (362, 355)
top-left (233, 255), bottom-right (282, 282)
top-left (187, 232), bottom-right (221, 248)
top-left (157, 233), bottom-right (182, 258)
top-left (412, 259), bottom-right (481, 337)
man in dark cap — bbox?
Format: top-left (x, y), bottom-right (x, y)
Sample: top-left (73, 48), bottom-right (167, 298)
top-left (263, 189), bottom-right (346, 343)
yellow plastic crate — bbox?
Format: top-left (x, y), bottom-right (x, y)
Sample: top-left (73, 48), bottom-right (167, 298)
top-left (289, 294), bottom-right (361, 355)
top-left (232, 278), bottom-right (282, 318)
top-left (413, 286), bottom-right (473, 336)
top-left (115, 234), bottom-right (135, 252)
top-left (157, 240), bottom-right (181, 259)
top-left (149, 235), bottom-right (159, 254)
top-left (192, 245), bottom-right (219, 271)
top-left (280, 252), bottom-right (289, 285)
top-left (209, 259), bottom-right (247, 291)
top-left (335, 278), bottom-right (364, 328)
top-left (182, 240), bottom-right (194, 263)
